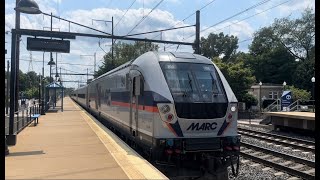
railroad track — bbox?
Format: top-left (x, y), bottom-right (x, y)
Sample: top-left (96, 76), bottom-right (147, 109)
top-left (238, 127), bottom-right (315, 153)
top-left (240, 141), bottom-right (315, 180)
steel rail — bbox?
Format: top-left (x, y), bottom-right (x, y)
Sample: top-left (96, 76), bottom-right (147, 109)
top-left (241, 142), bottom-right (315, 180)
top-left (238, 128), bottom-right (315, 153)
top-left (238, 127), bottom-right (315, 145)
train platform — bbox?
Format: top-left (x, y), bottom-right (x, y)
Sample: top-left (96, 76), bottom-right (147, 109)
top-left (5, 97), bottom-right (168, 180)
top-left (263, 111), bottom-right (315, 131)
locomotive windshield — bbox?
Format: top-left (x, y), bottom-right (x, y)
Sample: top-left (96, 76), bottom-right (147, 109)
top-left (160, 62), bottom-right (227, 103)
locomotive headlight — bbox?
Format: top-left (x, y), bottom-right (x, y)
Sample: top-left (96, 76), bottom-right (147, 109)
top-left (157, 103), bottom-right (177, 123)
top-left (230, 103), bottom-right (237, 112)
top-left (160, 105), bottom-right (170, 114)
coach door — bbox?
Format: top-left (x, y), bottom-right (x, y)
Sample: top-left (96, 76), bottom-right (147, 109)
top-left (129, 70), bottom-right (142, 137)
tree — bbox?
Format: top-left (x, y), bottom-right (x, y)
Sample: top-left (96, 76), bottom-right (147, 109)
top-left (95, 41), bottom-right (159, 78)
top-left (213, 57), bottom-right (256, 102)
top-left (248, 9), bottom-right (314, 90)
top-left (287, 85), bottom-right (311, 101)
top-left (272, 8), bottom-right (315, 62)
top-left (195, 32), bottom-right (238, 61)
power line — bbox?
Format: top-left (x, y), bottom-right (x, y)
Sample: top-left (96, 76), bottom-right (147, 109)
top-left (166, 0), bottom-right (273, 49)
top-left (6, 58), bottom-right (94, 67)
top-left (200, 0), bottom-right (271, 34)
top-left (125, 0), bottom-right (164, 36)
top-left (114, 0), bottom-right (136, 30)
top-left (152, 0), bottom-right (217, 40)
top-left (209, 0), bottom-right (293, 35)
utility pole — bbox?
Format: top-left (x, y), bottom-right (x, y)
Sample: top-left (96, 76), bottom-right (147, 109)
top-left (87, 68), bottom-right (88, 83)
top-left (6, 60), bottom-right (9, 115)
top-left (111, 16), bottom-right (114, 68)
top-left (50, 12), bottom-right (53, 83)
top-left (41, 52), bottom-right (45, 115)
top-left (15, 0), bottom-right (21, 112)
top-left (94, 52), bottom-right (96, 73)
top-left (195, 10), bottom-right (200, 54)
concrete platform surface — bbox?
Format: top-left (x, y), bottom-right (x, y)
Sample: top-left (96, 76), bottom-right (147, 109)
top-left (5, 97), bottom-right (168, 180)
top-left (263, 112), bottom-right (315, 120)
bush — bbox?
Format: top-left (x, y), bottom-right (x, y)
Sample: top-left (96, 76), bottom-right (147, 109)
top-left (286, 85), bottom-right (311, 101)
top-left (240, 93), bottom-right (258, 109)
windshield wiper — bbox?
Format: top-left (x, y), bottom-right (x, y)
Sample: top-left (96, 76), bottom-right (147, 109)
top-left (210, 73), bottom-right (218, 97)
top-left (187, 73), bottom-right (193, 91)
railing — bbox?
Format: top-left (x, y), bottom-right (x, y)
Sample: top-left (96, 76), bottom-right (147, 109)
top-left (263, 99), bottom-right (281, 112)
top-left (5, 103), bottom-right (41, 135)
top-left (287, 99), bottom-right (315, 112)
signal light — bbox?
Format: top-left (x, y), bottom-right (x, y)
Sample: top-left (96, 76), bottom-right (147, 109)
top-left (160, 105), bottom-right (170, 114)
top-left (233, 146), bottom-right (240, 151)
top-left (165, 149), bottom-right (173, 154)
top-left (166, 114), bottom-right (174, 122)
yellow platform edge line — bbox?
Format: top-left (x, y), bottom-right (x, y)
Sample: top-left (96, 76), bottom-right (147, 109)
top-left (70, 99), bottom-right (169, 180)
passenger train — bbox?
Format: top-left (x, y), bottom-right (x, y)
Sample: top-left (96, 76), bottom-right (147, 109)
top-left (71, 51), bottom-right (240, 177)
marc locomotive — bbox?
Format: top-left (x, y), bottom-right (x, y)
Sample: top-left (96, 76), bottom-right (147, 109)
top-left (71, 51), bottom-right (240, 178)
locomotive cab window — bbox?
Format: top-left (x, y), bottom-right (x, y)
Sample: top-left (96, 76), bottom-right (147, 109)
top-left (160, 62), bottom-right (227, 103)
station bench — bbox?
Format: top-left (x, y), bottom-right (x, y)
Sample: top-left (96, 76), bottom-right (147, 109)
top-left (31, 114), bottom-right (41, 126)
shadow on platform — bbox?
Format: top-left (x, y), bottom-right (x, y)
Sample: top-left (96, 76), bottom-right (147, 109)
top-left (7, 150), bottom-right (45, 157)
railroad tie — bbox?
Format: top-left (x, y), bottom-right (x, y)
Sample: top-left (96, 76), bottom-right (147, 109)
top-left (241, 160), bottom-right (250, 164)
top-left (286, 177), bottom-right (302, 180)
top-left (250, 152), bottom-right (261, 156)
top-left (274, 172), bottom-right (285, 176)
top-left (289, 164), bottom-right (305, 170)
top-left (262, 167), bottom-right (272, 171)
top-left (250, 163), bottom-right (261, 167)
top-left (241, 149), bottom-right (252, 153)
top-left (259, 155), bottom-right (271, 159)
top-left (303, 168), bottom-right (315, 175)
top-left (269, 157), bottom-right (281, 162)
top-left (278, 161), bottom-right (293, 166)
top-left (301, 151), bottom-right (310, 154)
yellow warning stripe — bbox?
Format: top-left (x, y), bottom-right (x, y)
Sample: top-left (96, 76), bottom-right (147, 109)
top-left (70, 99), bottom-right (168, 180)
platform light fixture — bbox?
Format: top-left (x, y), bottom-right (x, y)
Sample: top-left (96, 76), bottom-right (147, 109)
top-left (259, 81), bottom-right (262, 112)
top-left (47, 57), bottom-right (55, 65)
top-left (15, 0), bottom-right (42, 14)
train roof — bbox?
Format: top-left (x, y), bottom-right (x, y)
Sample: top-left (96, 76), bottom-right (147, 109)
top-left (88, 51), bottom-right (213, 83)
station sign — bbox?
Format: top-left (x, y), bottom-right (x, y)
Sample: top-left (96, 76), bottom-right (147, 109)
top-left (281, 90), bottom-right (292, 111)
top-left (27, 37), bottom-right (70, 53)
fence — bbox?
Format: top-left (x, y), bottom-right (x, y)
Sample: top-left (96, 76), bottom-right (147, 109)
top-left (5, 103), bottom-right (41, 135)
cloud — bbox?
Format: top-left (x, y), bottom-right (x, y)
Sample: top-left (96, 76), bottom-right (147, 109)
top-left (277, 0), bottom-right (315, 16)
top-left (137, 0), bottom-right (180, 5)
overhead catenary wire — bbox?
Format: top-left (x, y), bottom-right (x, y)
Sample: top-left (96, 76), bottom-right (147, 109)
top-left (125, 0), bottom-right (164, 36)
top-left (152, 0), bottom-right (217, 40)
top-left (114, 0), bottom-right (137, 30)
top-left (206, 0), bottom-right (293, 35)
top-left (166, 0), bottom-right (277, 49)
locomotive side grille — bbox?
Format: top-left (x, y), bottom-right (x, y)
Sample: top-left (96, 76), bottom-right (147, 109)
top-left (175, 103), bottom-right (228, 119)
top-left (184, 138), bottom-right (221, 151)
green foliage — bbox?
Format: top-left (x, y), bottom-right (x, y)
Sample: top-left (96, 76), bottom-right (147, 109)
top-left (286, 85), bottom-right (311, 101)
top-left (241, 93), bottom-right (258, 109)
top-left (247, 9), bottom-right (314, 89)
top-left (95, 41), bottom-right (159, 78)
top-left (25, 87), bottom-right (39, 99)
top-left (214, 57), bottom-right (256, 101)
top-left (272, 8), bottom-right (315, 62)
top-left (195, 32), bottom-right (238, 61)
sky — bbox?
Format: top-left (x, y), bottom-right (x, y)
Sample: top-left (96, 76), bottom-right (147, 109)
top-left (5, 0), bottom-right (315, 89)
